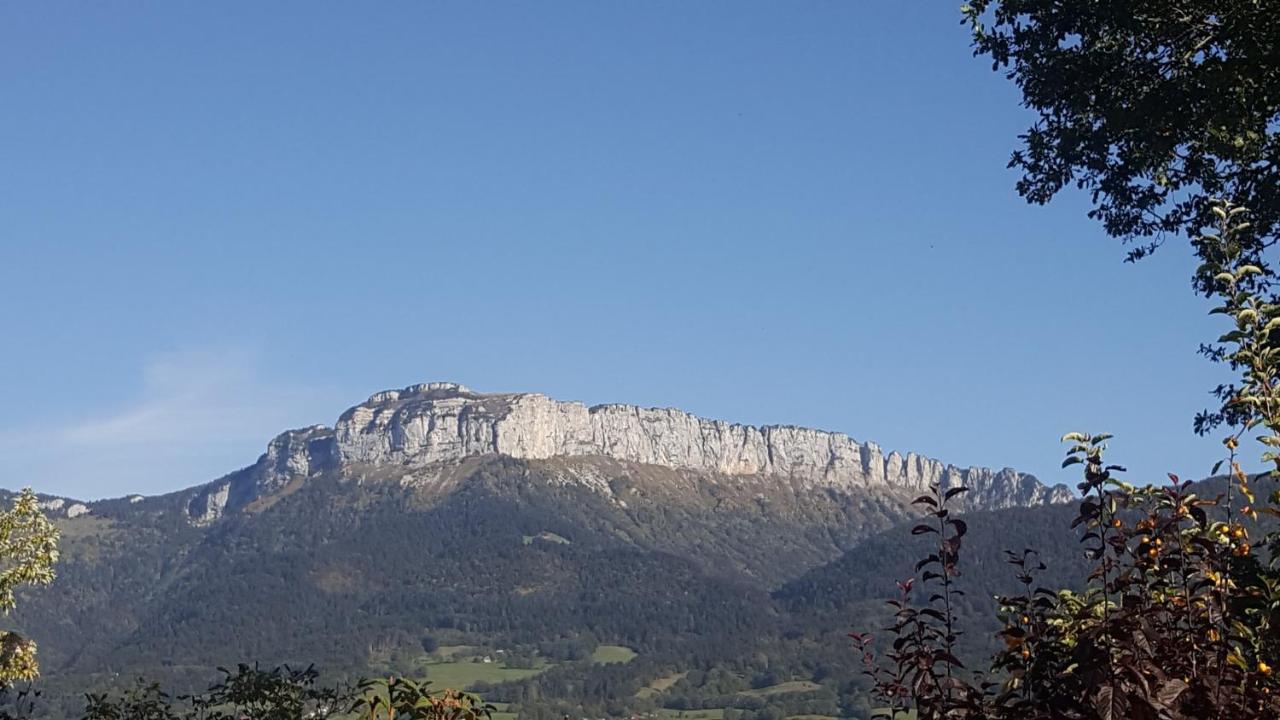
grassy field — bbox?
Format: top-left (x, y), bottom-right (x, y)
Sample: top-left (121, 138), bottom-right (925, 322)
top-left (522, 531), bottom-right (571, 545)
top-left (636, 671), bottom-right (688, 699)
top-left (739, 681), bottom-right (822, 697)
top-left (423, 659), bottom-right (550, 689)
top-left (590, 645), bottom-right (637, 664)
top-left (658, 709), bottom-right (725, 720)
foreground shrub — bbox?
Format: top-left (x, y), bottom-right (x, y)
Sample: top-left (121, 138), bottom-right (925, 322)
top-left (854, 204), bottom-right (1280, 719)
top-left (79, 664), bottom-right (491, 720)
top-left (352, 676), bottom-right (494, 720)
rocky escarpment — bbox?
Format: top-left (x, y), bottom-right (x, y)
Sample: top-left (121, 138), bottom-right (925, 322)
top-left (187, 382), bottom-right (1070, 522)
top-left (36, 497), bottom-right (92, 519)
top-left (187, 425), bottom-right (335, 525)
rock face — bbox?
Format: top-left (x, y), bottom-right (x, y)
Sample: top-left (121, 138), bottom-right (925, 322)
top-left (186, 382), bottom-right (1070, 521)
top-left (36, 497), bottom-right (92, 519)
top-left (188, 481), bottom-right (231, 526)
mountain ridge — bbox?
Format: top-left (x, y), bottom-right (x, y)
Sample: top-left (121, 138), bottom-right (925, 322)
top-left (5, 381), bottom-right (1084, 718)
top-left (178, 381), bottom-right (1070, 524)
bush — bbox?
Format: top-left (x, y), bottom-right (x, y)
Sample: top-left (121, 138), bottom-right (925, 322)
top-left (79, 665), bottom-right (492, 720)
top-left (854, 204), bottom-right (1280, 719)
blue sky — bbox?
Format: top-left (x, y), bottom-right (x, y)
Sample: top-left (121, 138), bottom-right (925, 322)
top-left (1, 2), bottom-right (1233, 500)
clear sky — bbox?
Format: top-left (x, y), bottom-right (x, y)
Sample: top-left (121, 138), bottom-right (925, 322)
top-left (0, 2), bottom-right (1235, 500)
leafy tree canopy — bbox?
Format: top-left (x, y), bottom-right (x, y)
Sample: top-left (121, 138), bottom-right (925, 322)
top-left (964, 0), bottom-right (1280, 283)
top-left (0, 490), bottom-right (57, 686)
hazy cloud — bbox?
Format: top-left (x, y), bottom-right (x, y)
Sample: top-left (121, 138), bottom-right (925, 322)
top-left (0, 349), bottom-right (347, 500)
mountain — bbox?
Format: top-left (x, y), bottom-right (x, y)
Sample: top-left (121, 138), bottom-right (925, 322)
top-left (182, 382), bottom-right (1069, 524)
top-left (9, 382), bottom-right (1074, 718)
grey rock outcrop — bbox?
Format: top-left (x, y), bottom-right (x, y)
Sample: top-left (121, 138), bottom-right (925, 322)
top-left (188, 481), bottom-right (231, 526)
top-left (260, 425), bottom-right (336, 491)
top-left (35, 497), bottom-right (93, 519)
top-left (185, 382), bottom-right (1071, 522)
top-left (185, 425), bottom-right (334, 524)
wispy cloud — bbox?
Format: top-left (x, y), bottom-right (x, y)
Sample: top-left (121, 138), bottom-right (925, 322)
top-left (0, 349), bottom-right (347, 500)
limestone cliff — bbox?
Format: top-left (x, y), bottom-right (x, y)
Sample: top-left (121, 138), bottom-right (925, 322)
top-left (187, 382), bottom-right (1070, 521)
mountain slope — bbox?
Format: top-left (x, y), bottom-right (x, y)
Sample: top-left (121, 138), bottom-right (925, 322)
top-left (183, 382), bottom-right (1071, 525)
top-left (7, 382), bottom-right (1073, 716)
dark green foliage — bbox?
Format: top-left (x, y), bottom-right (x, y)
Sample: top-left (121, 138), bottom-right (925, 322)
top-left (352, 676), bottom-right (493, 720)
top-left (83, 682), bottom-right (176, 720)
top-left (859, 437), bottom-right (1280, 718)
top-left (80, 665), bottom-right (482, 720)
top-left (0, 686), bottom-right (41, 720)
top-left (835, 5), bottom-right (1280, 713)
top-left (777, 501), bottom-right (1088, 664)
top-left (964, 0), bottom-right (1280, 267)
top-left (82, 665), bottom-right (346, 720)
top-left (198, 664), bottom-right (346, 720)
